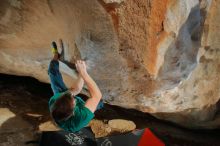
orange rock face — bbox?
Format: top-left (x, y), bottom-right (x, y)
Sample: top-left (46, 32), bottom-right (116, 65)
top-left (144, 0), bottom-right (169, 75)
top-left (100, 0), bottom-right (169, 75)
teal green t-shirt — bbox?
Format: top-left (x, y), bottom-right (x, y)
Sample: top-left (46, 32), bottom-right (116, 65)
top-left (49, 92), bottom-right (94, 132)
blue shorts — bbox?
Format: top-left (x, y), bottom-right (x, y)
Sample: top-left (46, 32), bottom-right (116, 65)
top-left (48, 60), bottom-right (104, 110)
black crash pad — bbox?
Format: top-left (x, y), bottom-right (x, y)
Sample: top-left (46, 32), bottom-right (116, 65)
top-left (39, 127), bottom-right (164, 146)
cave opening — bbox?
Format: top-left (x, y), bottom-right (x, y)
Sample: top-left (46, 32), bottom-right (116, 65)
top-left (0, 73), bottom-right (220, 146)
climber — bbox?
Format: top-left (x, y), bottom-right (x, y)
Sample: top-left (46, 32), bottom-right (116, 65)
top-left (48, 40), bottom-right (103, 132)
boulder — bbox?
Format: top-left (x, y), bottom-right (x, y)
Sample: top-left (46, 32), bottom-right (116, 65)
top-left (0, 0), bottom-right (219, 129)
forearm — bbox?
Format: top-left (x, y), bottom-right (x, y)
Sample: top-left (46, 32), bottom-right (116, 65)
top-left (75, 60), bottom-right (102, 112)
top-left (81, 73), bottom-right (102, 99)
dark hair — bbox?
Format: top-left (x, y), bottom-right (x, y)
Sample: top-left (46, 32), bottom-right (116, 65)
top-left (51, 41), bottom-right (57, 49)
top-left (51, 92), bottom-right (75, 121)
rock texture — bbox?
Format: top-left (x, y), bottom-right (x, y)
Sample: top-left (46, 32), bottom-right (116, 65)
top-left (89, 119), bottom-right (136, 138)
top-left (0, 0), bottom-right (220, 129)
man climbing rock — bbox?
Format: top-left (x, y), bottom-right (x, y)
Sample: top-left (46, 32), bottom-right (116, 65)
top-left (48, 40), bottom-right (103, 132)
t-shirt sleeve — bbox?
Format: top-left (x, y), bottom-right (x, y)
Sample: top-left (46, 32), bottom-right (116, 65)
top-left (75, 96), bottom-right (85, 105)
top-left (81, 106), bottom-right (94, 124)
top-left (71, 106), bottom-right (94, 132)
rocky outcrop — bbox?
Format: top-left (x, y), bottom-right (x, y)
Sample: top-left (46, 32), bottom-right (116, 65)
top-left (153, 0), bottom-right (220, 128)
top-left (0, 0), bottom-right (219, 129)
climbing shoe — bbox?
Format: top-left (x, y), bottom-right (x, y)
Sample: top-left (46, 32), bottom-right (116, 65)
top-left (51, 41), bottom-right (58, 54)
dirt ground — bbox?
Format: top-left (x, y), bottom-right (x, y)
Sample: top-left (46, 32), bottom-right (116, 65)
top-left (0, 74), bottom-right (220, 146)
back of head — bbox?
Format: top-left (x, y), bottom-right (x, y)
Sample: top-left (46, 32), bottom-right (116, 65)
top-left (51, 92), bottom-right (74, 121)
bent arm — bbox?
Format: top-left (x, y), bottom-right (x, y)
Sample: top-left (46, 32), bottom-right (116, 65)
top-left (76, 60), bottom-right (102, 113)
top-left (83, 73), bottom-right (102, 112)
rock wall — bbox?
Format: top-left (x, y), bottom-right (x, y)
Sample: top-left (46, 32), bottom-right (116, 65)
top-left (0, 0), bottom-right (220, 129)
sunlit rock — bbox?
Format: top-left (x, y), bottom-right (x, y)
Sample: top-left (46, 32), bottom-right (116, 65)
top-left (0, 0), bottom-right (219, 129)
